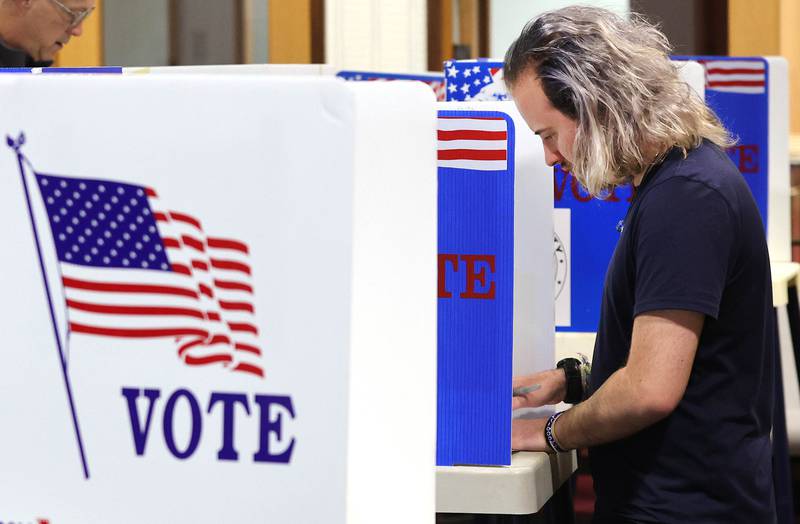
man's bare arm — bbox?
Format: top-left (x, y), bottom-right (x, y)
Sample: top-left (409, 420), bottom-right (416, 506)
top-left (513, 309), bottom-right (704, 451)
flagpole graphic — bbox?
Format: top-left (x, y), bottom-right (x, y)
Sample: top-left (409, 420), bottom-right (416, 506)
top-left (8, 132), bottom-right (90, 479)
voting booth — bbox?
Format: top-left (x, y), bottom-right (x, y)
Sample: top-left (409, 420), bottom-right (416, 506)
top-left (435, 102), bottom-right (554, 466)
top-left (672, 57), bottom-right (791, 262)
top-left (0, 74), bottom-right (437, 524)
top-left (443, 59), bottom-right (705, 336)
top-left (444, 59), bottom-right (508, 102)
top-left (337, 70), bottom-right (446, 101)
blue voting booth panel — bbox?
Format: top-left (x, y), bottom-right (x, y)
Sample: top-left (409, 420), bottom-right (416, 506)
top-left (437, 109), bottom-right (514, 466)
top-left (555, 172), bottom-right (634, 332)
top-left (337, 70), bottom-right (446, 101)
top-left (674, 57), bottom-right (769, 229)
top-left (444, 59), bottom-right (508, 102)
top-left (41, 67), bottom-right (123, 74)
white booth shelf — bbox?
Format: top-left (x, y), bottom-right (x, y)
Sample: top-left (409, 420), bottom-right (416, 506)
top-left (436, 450), bottom-right (578, 515)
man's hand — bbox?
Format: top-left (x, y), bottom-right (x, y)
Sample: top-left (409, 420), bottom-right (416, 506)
top-left (512, 368), bottom-right (566, 410)
top-left (512, 418), bottom-right (549, 452)
top-left (518, 309), bottom-right (704, 452)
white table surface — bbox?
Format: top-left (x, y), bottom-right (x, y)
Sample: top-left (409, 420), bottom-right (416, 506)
top-left (436, 450), bottom-right (578, 515)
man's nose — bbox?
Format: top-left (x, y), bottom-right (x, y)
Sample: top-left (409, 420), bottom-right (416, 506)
top-left (69, 22), bottom-right (84, 37)
top-left (543, 147), bottom-right (563, 168)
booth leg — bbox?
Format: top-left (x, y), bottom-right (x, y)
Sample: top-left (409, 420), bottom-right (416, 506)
top-left (774, 308), bottom-right (795, 524)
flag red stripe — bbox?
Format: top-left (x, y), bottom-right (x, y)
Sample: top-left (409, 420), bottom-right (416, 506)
top-left (234, 362), bottom-right (264, 378)
top-left (207, 238), bottom-right (249, 254)
top-left (219, 300), bottom-right (255, 313)
top-left (178, 334), bottom-right (232, 357)
top-left (154, 212), bottom-right (168, 222)
top-left (169, 212), bottom-right (202, 230)
top-left (211, 259), bottom-right (251, 275)
top-left (146, 187), bottom-right (157, 197)
top-left (66, 299), bottom-right (205, 319)
top-left (213, 279), bottom-right (253, 293)
top-left (184, 354), bottom-right (233, 366)
top-left (182, 235), bottom-right (205, 252)
top-left (707, 80), bottom-right (765, 87)
top-left (70, 323), bottom-right (207, 338)
top-left (207, 311), bottom-right (221, 321)
top-left (206, 334), bottom-right (232, 345)
top-left (163, 237), bottom-right (181, 249)
top-left (228, 322), bottom-right (259, 335)
top-left (438, 149), bottom-right (507, 161)
top-left (198, 283), bottom-right (214, 297)
top-left (63, 276), bottom-right (199, 299)
top-left (437, 130), bottom-right (507, 141)
top-left (705, 68), bottom-right (765, 75)
top-left (171, 263), bottom-right (192, 276)
top-left (234, 343), bottom-right (261, 356)
top-left (191, 260), bottom-right (209, 271)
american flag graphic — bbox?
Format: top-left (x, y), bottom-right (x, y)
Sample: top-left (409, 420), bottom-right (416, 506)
top-left (700, 59), bottom-right (766, 94)
top-left (444, 60), bottom-right (508, 102)
top-left (438, 115), bottom-right (508, 171)
top-left (31, 167), bottom-right (264, 378)
top-left (337, 71), bottom-right (447, 101)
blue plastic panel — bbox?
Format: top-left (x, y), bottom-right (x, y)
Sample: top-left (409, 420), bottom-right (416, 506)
top-left (436, 110), bottom-right (514, 466)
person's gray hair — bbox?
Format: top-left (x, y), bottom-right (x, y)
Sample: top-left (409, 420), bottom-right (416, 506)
top-left (504, 5), bottom-right (733, 196)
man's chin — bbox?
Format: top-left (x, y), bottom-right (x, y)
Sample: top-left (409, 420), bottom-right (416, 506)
top-left (39, 43), bottom-right (64, 62)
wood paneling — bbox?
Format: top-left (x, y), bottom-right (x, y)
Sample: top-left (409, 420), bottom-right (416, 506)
top-left (457, 0), bottom-right (479, 58)
top-left (780, 0), bottom-right (800, 137)
top-left (269, 0), bottom-right (312, 63)
top-left (730, 0), bottom-right (800, 145)
top-left (53, 0), bottom-right (103, 66)
top-left (427, 0), bottom-right (452, 71)
top-left (310, 0), bottom-right (325, 64)
top-left (728, 0), bottom-right (780, 55)
top-left (478, 0), bottom-right (489, 57)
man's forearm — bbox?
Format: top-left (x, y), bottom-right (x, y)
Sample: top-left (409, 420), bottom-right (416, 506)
top-left (553, 366), bottom-right (671, 450)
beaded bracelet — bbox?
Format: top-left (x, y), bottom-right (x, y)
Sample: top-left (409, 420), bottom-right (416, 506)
top-left (544, 411), bottom-right (567, 453)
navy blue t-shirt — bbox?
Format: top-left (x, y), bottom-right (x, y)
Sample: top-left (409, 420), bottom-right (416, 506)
top-left (589, 140), bottom-right (776, 523)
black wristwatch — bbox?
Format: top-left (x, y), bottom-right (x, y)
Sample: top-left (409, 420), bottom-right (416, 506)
top-left (557, 357), bottom-right (583, 404)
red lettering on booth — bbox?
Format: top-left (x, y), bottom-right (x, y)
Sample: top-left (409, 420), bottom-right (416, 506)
top-left (438, 254), bottom-right (496, 300)
top-left (438, 254), bottom-right (459, 298)
top-left (461, 254), bottom-right (496, 299)
top-left (728, 144), bottom-right (759, 174)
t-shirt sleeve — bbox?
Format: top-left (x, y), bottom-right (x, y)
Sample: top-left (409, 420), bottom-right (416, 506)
top-left (632, 178), bottom-right (736, 319)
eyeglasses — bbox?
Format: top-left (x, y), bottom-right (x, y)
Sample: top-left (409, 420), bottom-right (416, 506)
top-left (48, 0), bottom-right (95, 29)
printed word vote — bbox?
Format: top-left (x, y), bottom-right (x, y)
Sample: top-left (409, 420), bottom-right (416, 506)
top-left (122, 387), bottom-right (296, 463)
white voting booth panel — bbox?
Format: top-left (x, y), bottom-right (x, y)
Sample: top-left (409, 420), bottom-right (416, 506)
top-left (125, 64), bottom-right (337, 76)
top-left (766, 57), bottom-right (791, 262)
top-left (0, 75), bottom-right (436, 524)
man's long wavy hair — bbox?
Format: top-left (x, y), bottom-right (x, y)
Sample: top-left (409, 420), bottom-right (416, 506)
top-left (503, 6), bottom-right (733, 197)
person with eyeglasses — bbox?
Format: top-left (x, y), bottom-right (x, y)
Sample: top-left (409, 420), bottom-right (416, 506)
top-left (0, 0), bottom-right (96, 67)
